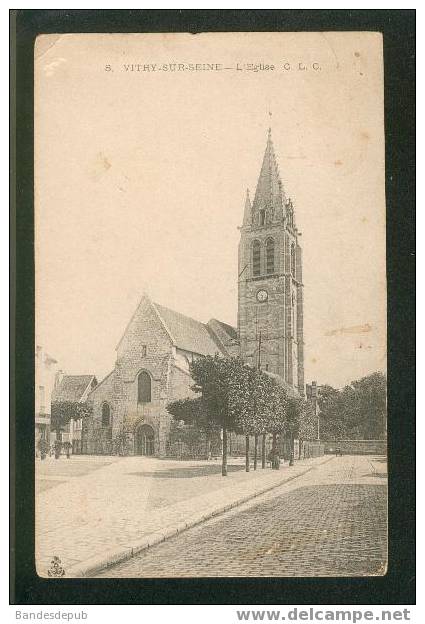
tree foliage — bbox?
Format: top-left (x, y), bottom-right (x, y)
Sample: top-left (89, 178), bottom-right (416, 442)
top-left (318, 372), bottom-right (387, 440)
top-left (166, 396), bottom-right (221, 456)
top-left (51, 401), bottom-right (92, 434)
top-left (167, 396), bottom-right (218, 435)
top-left (189, 354), bottom-right (242, 431)
top-left (166, 354), bottom-right (312, 473)
top-left (167, 355), bottom-right (307, 440)
top-left (285, 395), bottom-right (305, 438)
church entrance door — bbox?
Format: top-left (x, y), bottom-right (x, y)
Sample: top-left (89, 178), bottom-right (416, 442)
top-left (135, 424), bottom-right (155, 456)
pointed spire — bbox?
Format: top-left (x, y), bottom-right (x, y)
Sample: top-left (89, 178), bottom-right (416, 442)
top-left (243, 188), bottom-right (252, 225)
top-left (252, 128), bottom-right (286, 223)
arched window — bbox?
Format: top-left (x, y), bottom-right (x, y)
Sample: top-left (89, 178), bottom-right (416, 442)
top-left (291, 243), bottom-right (296, 277)
top-left (259, 209), bottom-right (266, 226)
top-left (266, 238), bottom-right (275, 274)
top-left (138, 371), bottom-right (151, 403)
top-left (252, 240), bottom-right (261, 276)
top-left (101, 402), bottom-right (111, 427)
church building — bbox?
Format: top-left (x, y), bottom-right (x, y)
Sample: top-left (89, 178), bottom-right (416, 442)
top-left (85, 129), bottom-right (305, 457)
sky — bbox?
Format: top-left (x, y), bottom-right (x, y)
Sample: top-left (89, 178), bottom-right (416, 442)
top-left (35, 32), bottom-right (386, 389)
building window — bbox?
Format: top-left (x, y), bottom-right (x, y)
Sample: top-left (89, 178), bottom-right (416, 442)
top-left (75, 418), bottom-right (82, 430)
top-left (252, 240), bottom-right (261, 276)
top-left (138, 371), bottom-right (151, 404)
top-left (266, 238), bottom-right (275, 274)
top-left (141, 345), bottom-right (147, 357)
top-left (291, 243), bottom-right (296, 277)
top-left (259, 209), bottom-right (266, 226)
top-left (101, 402), bottom-right (111, 427)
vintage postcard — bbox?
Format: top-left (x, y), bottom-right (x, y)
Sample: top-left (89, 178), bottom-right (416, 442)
top-left (34, 32), bottom-right (387, 578)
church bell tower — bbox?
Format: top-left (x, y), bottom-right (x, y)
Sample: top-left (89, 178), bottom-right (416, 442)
top-left (237, 128), bottom-right (305, 395)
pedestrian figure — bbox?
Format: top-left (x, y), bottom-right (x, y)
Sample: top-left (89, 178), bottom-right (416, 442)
top-left (63, 441), bottom-right (72, 459)
top-left (53, 440), bottom-right (62, 459)
top-left (269, 446), bottom-right (280, 470)
top-left (37, 437), bottom-right (48, 460)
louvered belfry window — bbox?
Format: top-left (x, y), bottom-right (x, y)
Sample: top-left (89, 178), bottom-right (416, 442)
top-left (252, 240), bottom-right (261, 276)
top-left (266, 238), bottom-right (275, 274)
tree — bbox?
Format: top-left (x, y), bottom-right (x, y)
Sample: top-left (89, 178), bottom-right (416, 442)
top-left (316, 385), bottom-right (345, 440)
top-left (166, 396), bottom-right (220, 458)
top-left (284, 395), bottom-right (305, 465)
top-left (51, 401), bottom-right (92, 437)
top-left (187, 355), bottom-right (243, 476)
top-left (253, 373), bottom-right (285, 469)
top-left (229, 363), bottom-right (283, 472)
top-left (229, 367), bottom-right (290, 471)
top-left (298, 400), bottom-right (318, 441)
top-left (167, 397), bottom-right (209, 429)
top-left (317, 372), bottom-right (387, 440)
top-left (228, 363), bottom-right (269, 472)
top-left (350, 372), bottom-right (387, 439)
top-left (264, 377), bottom-right (288, 465)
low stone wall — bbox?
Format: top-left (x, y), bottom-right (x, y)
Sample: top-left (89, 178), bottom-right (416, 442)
top-left (323, 439), bottom-right (387, 455)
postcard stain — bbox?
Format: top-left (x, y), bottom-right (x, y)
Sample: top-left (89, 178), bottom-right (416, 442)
top-left (89, 152), bottom-right (112, 180)
top-left (325, 324), bottom-right (372, 337)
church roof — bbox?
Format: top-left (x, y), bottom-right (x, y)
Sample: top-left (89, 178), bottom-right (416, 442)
top-left (252, 128), bottom-right (286, 218)
top-left (208, 319), bottom-right (238, 341)
top-left (153, 302), bottom-right (224, 356)
top-left (52, 375), bottom-right (97, 403)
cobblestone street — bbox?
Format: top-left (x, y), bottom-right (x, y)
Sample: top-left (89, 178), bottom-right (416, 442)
top-left (98, 455), bottom-right (387, 577)
top-left (36, 453), bottom-right (330, 576)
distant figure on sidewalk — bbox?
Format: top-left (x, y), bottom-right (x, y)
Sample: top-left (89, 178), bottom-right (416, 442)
top-left (37, 437), bottom-right (49, 460)
top-left (63, 441), bottom-right (72, 459)
top-left (268, 447), bottom-right (280, 470)
top-left (53, 440), bottom-right (62, 460)
top-left (335, 448), bottom-right (343, 456)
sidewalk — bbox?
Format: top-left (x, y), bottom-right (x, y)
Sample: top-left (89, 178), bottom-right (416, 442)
top-left (35, 454), bottom-right (332, 578)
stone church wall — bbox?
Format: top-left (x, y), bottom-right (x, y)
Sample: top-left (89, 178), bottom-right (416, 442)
top-left (84, 371), bottom-right (115, 454)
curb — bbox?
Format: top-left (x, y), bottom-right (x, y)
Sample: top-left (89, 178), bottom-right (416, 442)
top-left (66, 455), bottom-right (334, 577)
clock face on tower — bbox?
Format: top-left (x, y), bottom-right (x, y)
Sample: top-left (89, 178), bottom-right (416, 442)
top-left (256, 289), bottom-right (268, 303)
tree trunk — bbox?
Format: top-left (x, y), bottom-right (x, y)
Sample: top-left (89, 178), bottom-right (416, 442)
top-left (222, 425), bottom-right (228, 476)
top-left (262, 433), bottom-right (266, 469)
top-left (254, 434), bottom-right (258, 470)
top-left (289, 436), bottom-right (295, 466)
top-left (245, 435), bottom-right (250, 472)
top-left (271, 432), bottom-right (278, 469)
